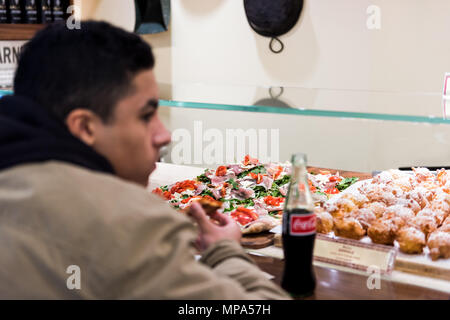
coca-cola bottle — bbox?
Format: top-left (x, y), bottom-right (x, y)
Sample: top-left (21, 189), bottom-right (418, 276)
top-left (281, 153), bottom-right (316, 297)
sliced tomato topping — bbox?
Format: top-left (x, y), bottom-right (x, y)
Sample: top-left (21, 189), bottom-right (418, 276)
top-left (181, 196), bottom-right (193, 204)
top-left (273, 166), bottom-right (283, 179)
top-left (215, 166), bottom-right (227, 176)
top-left (152, 188), bottom-right (173, 200)
top-left (231, 212), bottom-right (253, 226)
top-left (308, 180), bottom-right (317, 193)
top-left (202, 195), bottom-right (215, 202)
top-left (264, 196), bottom-right (284, 206)
top-left (257, 174), bottom-right (263, 184)
top-left (249, 172), bottom-right (263, 184)
top-left (235, 207), bottom-right (259, 221)
top-left (162, 191), bottom-right (172, 200)
top-left (231, 207), bottom-right (259, 225)
top-left (152, 188), bottom-right (163, 197)
top-left (170, 180), bottom-right (197, 194)
top-left (325, 187), bottom-right (340, 194)
top-left (243, 155), bottom-right (259, 166)
top-left (220, 186), bottom-right (227, 197)
top-left (328, 176), bottom-right (342, 183)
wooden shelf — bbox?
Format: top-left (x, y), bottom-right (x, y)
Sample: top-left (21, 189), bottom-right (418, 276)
top-left (0, 24), bottom-right (47, 41)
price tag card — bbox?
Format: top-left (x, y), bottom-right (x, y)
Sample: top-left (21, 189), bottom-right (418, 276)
top-left (313, 234), bottom-right (397, 274)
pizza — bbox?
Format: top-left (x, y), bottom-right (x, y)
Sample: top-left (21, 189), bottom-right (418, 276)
top-left (152, 155), bottom-right (359, 234)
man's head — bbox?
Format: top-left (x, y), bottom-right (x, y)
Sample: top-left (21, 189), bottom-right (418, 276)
top-left (14, 21), bottom-right (171, 186)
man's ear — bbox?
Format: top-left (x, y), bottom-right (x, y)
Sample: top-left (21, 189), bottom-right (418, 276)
top-left (65, 109), bottom-right (102, 146)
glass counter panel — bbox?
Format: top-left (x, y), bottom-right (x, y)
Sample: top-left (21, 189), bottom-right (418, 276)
top-left (159, 83), bottom-right (449, 124)
top-left (158, 106), bottom-right (450, 173)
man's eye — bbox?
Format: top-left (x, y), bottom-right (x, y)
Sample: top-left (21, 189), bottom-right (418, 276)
top-left (141, 112), bottom-right (154, 121)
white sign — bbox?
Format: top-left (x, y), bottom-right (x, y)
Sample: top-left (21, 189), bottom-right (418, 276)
top-left (0, 40), bottom-right (27, 88)
top-left (314, 234), bottom-right (397, 274)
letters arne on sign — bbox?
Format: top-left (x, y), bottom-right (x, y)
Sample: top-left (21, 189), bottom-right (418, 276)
top-left (0, 42), bottom-right (24, 66)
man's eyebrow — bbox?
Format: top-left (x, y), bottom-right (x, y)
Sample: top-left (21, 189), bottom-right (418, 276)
top-left (140, 99), bottom-right (159, 111)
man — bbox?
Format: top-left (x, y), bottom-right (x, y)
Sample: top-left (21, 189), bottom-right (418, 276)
top-left (0, 21), bottom-right (289, 299)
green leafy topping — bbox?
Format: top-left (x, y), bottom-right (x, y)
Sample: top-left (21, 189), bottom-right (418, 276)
top-left (181, 194), bottom-right (190, 199)
top-left (222, 198), bottom-right (254, 209)
top-left (237, 165), bottom-right (267, 179)
top-left (268, 211), bottom-right (282, 219)
top-left (252, 185), bottom-right (268, 198)
top-left (227, 179), bottom-right (240, 190)
top-left (269, 183), bottom-right (283, 197)
top-left (160, 185), bottom-right (169, 192)
top-left (336, 177), bottom-right (359, 191)
top-left (196, 173), bottom-right (211, 184)
top-left (274, 175), bottom-right (291, 187)
top-left (223, 204), bottom-right (235, 213)
top-left (200, 189), bottom-right (214, 197)
top-left (315, 191), bottom-right (327, 196)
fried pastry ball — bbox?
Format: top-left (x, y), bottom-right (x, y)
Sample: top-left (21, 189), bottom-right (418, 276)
top-left (396, 226), bottom-right (426, 254)
top-left (397, 198), bottom-right (421, 214)
top-left (367, 219), bottom-right (398, 245)
top-left (362, 201), bottom-right (386, 218)
top-left (341, 193), bottom-right (369, 208)
top-left (333, 216), bottom-right (366, 240)
top-left (404, 189), bottom-right (432, 209)
top-left (315, 208), bottom-right (334, 234)
top-left (412, 214), bottom-right (438, 237)
top-left (427, 229), bottom-right (450, 260)
top-left (365, 186), bottom-right (397, 206)
top-left (325, 198), bottom-right (357, 219)
top-left (353, 208), bottom-right (376, 230)
top-left (412, 167), bottom-right (435, 183)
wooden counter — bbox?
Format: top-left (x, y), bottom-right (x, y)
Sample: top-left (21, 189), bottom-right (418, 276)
top-left (250, 254), bottom-right (450, 300)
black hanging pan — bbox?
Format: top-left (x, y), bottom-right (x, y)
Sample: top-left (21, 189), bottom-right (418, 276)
top-left (244, 0), bottom-right (304, 53)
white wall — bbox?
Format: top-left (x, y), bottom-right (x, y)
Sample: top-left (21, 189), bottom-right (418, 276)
top-left (78, 0), bottom-right (450, 172)
top-left (170, 0), bottom-right (450, 92)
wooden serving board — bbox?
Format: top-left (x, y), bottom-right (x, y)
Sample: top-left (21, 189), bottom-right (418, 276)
top-left (241, 232), bottom-right (275, 249)
top-left (307, 166), bottom-right (373, 181)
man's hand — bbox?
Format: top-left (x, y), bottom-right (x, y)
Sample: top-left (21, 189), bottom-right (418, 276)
top-left (187, 201), bottom-right (242, 252)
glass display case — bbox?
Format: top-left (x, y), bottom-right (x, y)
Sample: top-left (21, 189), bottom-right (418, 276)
top-left (155, 83), bottom-right (450, 173)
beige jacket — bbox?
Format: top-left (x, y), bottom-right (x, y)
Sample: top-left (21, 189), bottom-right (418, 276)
top-left (0, 161), bottom-right (289, 299)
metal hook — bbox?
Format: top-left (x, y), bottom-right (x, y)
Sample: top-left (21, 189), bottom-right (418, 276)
top-left (269, 37), bottom-right (284, 54)
top-left (269, 87), bottom-right (284, 99)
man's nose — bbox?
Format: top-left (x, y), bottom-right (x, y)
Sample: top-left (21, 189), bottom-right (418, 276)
top-left (153, 116), bottom-right (172, 147)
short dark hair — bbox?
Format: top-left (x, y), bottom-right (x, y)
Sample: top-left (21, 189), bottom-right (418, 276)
top-left (14, 21), bottom-right (155, 122)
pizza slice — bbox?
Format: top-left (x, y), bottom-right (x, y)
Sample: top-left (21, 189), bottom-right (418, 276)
top-left (151, 156), bottom-right (359, 235)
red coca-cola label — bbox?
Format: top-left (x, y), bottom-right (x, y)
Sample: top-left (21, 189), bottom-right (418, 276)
top-left (290, 214), bottom-right (316, 236)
